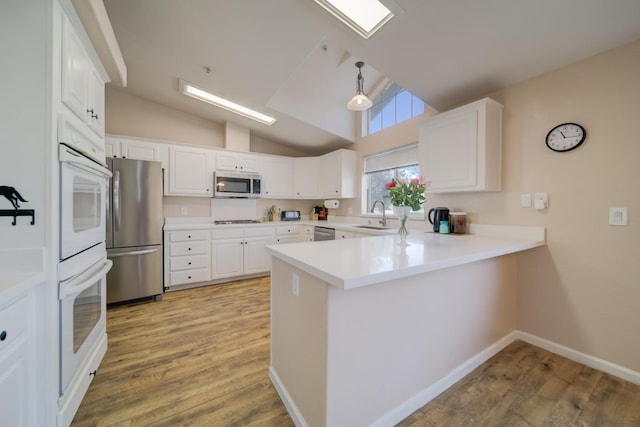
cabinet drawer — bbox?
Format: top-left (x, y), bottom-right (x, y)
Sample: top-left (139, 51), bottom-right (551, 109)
top-left (170, 255), bottom-right (209, 271)
top-left (211, 228), bottom-right (243, 240)
top-left (276, 225), bottom-right (303, 235)
top-left (169, 241), bottom-right (209, 256)
top-left (170, 268), bottom-right (210, 285)
top-left (0, 295), bottom-right (28, 353)
top-left (244, 227), bottom-right (275, 238)
top-left (169, 230), bottom-right (210, 242)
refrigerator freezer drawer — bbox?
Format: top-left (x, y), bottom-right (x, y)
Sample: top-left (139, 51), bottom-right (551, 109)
top-left (107, 245), bottom-right (163, 304)
top-left (170, 255), bottom-right (209, 271)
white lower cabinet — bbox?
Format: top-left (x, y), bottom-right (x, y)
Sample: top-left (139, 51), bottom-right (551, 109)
top-left (211, 227), bottom-right (274, 279)
top-left (0, 282), bottom-right (41, 427)
top-left (336, 230), bottom-right (355, 239)
top-left (275, 224), bottom-right (306, 244)
top-left (165, 230), bottom-right (211, 287)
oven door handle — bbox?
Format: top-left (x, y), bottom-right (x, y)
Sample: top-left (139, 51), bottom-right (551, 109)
top-left (59, 259), bottom-right (113, 300)
top-left (59, 144), bottom-right (112, 178)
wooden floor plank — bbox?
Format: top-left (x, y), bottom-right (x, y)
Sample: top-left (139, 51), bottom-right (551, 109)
top-left (72, 278), bottom-right (640, 426)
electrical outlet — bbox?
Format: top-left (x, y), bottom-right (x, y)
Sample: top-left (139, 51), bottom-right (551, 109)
top-left (292, 274), bottom-right (300, 296)
top-left (520, 193), bottom-right (532, 208)
top-left (609, 207), bottom-right (628, 226)
top-left (180, 207), bottom-right (188, 216)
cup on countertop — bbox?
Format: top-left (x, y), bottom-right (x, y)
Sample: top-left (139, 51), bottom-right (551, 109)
top-left (449, 212), bottom-right (467, 234)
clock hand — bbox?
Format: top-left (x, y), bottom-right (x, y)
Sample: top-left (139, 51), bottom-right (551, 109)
top-left (560, 131), bottom-right (566, 138)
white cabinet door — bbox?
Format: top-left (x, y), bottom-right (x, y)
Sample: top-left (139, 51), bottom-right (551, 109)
top-left (293, 157), bottom-right (320, 198)
top-left (61, 16), bottom-right (88, 123)
top-left (211, 238), bottom-right (244, 279)
top-left (86, 67), bottom-right (105, 137)
top-left (244, 236), bottom-right (272, 274)
top-left (216, 153), bottom-right (261, 173)
top-left (167, 146), bottom-right (215, 197)
top-left (419, 98), bottom-right (502, 193)
top-left (0, 290), bottom-right (38, 427)
top-left (262, 156), bottom-right (293, 198)
top-left (319, 149), bottom-right (357, 198)
top-left (121, 139), bottom-right (164, 162)
top-left (105, 139), bottom-right (119, 158)
top-left (61, 15), bottom-right (105, 138)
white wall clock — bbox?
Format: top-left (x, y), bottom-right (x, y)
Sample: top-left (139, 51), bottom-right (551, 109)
top-left (545, 122), bottom-right (586, 152)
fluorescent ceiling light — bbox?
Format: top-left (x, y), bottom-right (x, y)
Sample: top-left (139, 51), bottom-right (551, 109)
top-left (179, 79), bottom-right (276, 126)
top-left (314, 0), bottom-right (394, 39)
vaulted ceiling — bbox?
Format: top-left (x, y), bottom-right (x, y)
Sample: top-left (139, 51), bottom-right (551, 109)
top-left (103, 0), bottom-right (640, 154)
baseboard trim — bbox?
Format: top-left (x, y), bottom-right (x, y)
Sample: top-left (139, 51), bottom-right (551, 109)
top-left (268, 366), bottom-right (309, 427)
top-left (515, 331), bottom-right (640, 385)
top-left (371, 331), bottom-right (518, 427)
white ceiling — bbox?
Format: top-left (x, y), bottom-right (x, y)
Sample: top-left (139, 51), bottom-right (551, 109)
top-left (103, 0), bottom-right (640, 154)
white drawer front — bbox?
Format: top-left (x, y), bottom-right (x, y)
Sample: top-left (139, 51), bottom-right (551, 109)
top-left (170, 241), bottom-right (209, 256)
top-left (169, 230), bottom-right (210, 242)
top-left (170, 268), bottom-right (210, 285)
top-left (0, 295), bottom-right (28, 352)
top-left (276, 225), bottom-right (303, 235)
top-left (211, 228), bottom-right (243, 240)
top-left (244, 227), bottom-right (275, 238)
top-left (170, 255), bottom-right (209, 271)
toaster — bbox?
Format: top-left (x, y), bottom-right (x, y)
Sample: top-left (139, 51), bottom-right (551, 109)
top-left (281, 210), bottom-right (301, 221)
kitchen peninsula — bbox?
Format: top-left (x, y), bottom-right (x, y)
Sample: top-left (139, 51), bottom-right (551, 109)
top-left (266, 225), bottom-right (545, 427)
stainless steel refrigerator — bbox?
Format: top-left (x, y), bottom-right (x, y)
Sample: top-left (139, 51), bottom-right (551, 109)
top-left (106, 157), bottom-right (163, 304)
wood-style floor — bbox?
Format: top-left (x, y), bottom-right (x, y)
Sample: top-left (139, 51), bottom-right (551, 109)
top-left (72, 277), bottom-right (640, 426)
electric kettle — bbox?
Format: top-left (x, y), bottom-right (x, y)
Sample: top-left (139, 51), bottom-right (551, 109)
top-left (428, 207), bottom-right (450, 232)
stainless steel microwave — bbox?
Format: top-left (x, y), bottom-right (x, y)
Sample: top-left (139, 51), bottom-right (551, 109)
top-left (214, 171), bottom-right (262, 198)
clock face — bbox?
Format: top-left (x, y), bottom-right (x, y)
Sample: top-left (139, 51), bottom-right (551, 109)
top-left (546, 123), bottom-right (586, 152)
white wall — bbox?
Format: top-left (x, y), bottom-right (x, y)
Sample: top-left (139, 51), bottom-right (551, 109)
top-left (342, 38), bottom-right (640, 373)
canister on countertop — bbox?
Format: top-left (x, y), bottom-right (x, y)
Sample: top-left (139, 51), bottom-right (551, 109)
top-left (449, 212), bottom-right (467, 234)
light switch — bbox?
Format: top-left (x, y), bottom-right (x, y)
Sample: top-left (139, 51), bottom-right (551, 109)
top-left (520, 193), bottom-right (532, 208)
top-left (609, 207), bottom-right (628, 226)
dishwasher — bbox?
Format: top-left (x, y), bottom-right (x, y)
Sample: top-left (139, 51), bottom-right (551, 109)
top-left (314, 226), bottom-right (335, 241)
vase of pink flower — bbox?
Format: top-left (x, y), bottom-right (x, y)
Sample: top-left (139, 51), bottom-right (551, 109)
top-left (385, 177), bottom-right (428, 241)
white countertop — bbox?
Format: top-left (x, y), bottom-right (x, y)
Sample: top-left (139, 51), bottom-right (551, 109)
top-left (265, 225), bottom-right (545, 290)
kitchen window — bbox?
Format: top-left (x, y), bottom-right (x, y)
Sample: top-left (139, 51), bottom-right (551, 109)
top-left (368, 83), bottom-right (425, 135)
top-left (363, 143), bottom-right (422, 215)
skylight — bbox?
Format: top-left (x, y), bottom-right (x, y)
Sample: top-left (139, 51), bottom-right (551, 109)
top-left (314, 0), bottom-right (394, 39)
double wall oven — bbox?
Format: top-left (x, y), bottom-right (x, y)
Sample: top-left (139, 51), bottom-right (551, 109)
top-left (57, 129), bottom-right (112, 424)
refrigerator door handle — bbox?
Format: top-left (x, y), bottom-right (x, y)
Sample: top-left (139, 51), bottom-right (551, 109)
top-left (106, 171), bottom-right (111, 235)
top-left (108, 248), bottom-right (158, 258)
top-left (113, 170), bottom-right (121, 232)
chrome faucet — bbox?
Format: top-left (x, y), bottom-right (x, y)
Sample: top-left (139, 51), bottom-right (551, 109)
top-left (370, 200), bottom-right (387, 226)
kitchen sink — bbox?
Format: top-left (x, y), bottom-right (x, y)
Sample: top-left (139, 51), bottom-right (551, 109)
top-left (354, 225), bottom-right (392, 230)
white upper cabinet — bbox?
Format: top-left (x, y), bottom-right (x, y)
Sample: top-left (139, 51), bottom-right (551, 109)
top-left (293, 157), bottom-right (320, 198)
top-left (319, 149), bottom-right (357, 198)
top-left (106, 136), bottom-right (165, 163)
top-left (216, 152), bottom-right (261, 173)
top-left (167, 145), bottom-right (215, 197)
top-left (419, 98), bottom-right (503, 193)
top-left (262, 156), bottom-right (293, 198)
top-left (61, 15), bottom-right (105, 137)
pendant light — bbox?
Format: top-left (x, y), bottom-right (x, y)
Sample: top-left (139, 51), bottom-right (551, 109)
top-left (347, 61), bottom-right (373, 111)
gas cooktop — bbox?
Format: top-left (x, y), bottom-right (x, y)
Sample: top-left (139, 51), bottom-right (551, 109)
top-left (214, 219), bottom-right (261, 225)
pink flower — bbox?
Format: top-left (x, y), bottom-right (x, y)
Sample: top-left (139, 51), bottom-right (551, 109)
top-left (411, 178), bottom-right (420, 185)
top-left (385, 182), bottom-right (396, 189)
